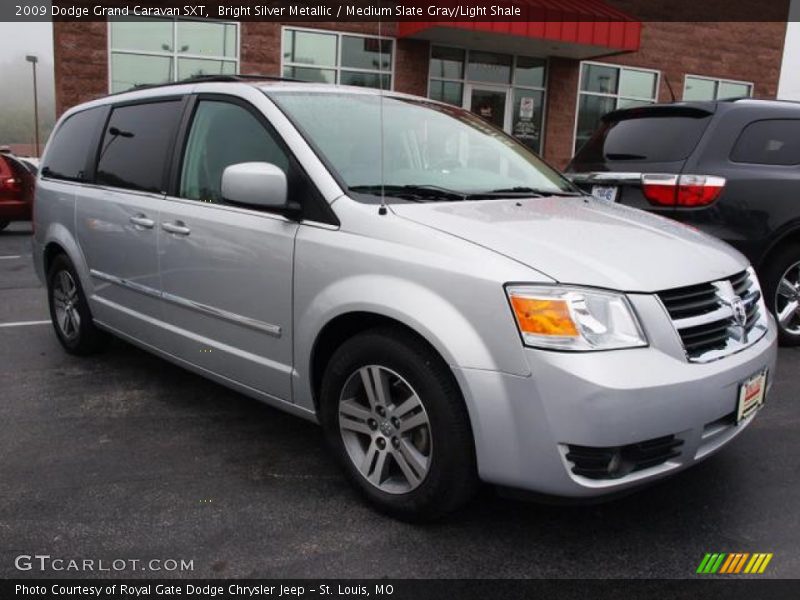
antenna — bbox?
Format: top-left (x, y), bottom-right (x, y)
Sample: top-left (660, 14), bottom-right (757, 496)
top-left (378, 1), bottom-right (388, 216)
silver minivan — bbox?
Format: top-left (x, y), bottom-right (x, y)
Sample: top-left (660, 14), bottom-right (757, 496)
top-left (33, 78), bottom-right (777, 520)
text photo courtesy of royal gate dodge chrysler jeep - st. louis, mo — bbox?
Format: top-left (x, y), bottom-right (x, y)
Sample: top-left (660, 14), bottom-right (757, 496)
top-left (1, 1), bottom-right (799, 598)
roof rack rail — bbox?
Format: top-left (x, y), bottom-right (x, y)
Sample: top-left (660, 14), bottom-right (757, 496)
top-left (183, 74), bottom-right (301, 83)
top-left (111, 73), bottom-right (300, 95)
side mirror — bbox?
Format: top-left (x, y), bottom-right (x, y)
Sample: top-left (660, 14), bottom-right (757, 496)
top-left (221, 162), bottom-right (288, 210)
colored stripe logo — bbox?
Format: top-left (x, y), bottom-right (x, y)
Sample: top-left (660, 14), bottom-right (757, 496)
top-left (697, 553), bottom-right (773, 574)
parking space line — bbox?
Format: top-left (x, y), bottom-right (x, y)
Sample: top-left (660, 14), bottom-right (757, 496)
top-left (0, 320), bottom-right (50, 328)
top-left (0, 255), bottom-right (24, 260)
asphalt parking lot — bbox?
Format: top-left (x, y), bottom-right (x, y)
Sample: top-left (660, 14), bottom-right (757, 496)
top-left (1, 221), bottom-right (798, 579)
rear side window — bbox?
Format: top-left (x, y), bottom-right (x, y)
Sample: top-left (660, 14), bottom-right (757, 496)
top-left (96, 100), bottom-right (182, 193)
top-left (731, 119), bottom-right (800, 165)
top-left (41, 108), bottom-right (105, 182)
top-left (575, 112), bottom-right (712, 163)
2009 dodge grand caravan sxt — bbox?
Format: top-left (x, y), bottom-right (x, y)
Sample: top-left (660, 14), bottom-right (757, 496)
top-left (33, 78), bottom-right (777, 520)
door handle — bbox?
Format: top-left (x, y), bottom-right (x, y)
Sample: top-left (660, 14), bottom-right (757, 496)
top-left (161, 221), bottom-right (191, 236)
top-left (129, 214), bottom-right (155, 229)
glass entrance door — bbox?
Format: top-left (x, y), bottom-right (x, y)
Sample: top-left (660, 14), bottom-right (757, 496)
top-left (467, 85), bottom-right (509, 130)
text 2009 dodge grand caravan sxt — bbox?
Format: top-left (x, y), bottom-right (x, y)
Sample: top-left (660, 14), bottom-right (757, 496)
top-left (33, 78), bottom-right (777, 520)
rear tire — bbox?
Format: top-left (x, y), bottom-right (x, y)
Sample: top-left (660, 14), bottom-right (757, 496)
top-left (762, 243), bottom-right (800, 346)
top-left (320, 327), bottom-right (478, 521)
top-left (0, 220), bottom-right (9, 231)
top-left (47, 254), bottom-right (109, 355)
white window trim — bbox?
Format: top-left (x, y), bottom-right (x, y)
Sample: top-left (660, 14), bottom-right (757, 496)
top-left (107, 17), bottom-right (241, 94)
top-left (573, 60), bottom-right (661, 154)
top-left (280, 25), bottom-right (396, 90)
top-left (426, 44), bottom-right (549, 152)
top-left (683, 73), bottom-right (754, 100)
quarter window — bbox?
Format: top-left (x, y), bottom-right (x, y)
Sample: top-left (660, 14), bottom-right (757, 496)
top-left (684, 75), bottom-right (753, 101)
top-left (109, 19), bottom-right (238, 93)
top-left (282, 28), bottom-right (392, 89)
top-left (180, 101), bottom-right (289, 204)
top-left (575, 62), bottom-right (659, 153)
top-left (41, 108), bottom-right (105, 182)
top-left (96, 101), bottom-right (183, 193)
top-left (731, 119), bottom-right (800, 165)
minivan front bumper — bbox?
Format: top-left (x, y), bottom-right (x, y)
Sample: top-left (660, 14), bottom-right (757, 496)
top-left (452, 318), bottom-right (778, 497)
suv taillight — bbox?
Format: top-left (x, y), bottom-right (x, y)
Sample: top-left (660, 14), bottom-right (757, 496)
top-left (641, 174), bottom-right (725, 207)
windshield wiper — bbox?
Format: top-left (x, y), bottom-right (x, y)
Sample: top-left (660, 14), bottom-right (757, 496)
top-left (349, 184), bottom-right (583, 202)
top-left (349, 184), bottom-right (465, 202)
top-left (475, 186), bottom-right (583, 198)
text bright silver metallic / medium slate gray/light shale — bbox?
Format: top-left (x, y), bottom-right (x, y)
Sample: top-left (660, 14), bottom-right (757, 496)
top-left (32, 79), bottom-right (777, 520)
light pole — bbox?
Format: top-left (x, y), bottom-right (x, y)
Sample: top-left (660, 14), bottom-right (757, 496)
top-left (25, 55), bottom-right (40, 157)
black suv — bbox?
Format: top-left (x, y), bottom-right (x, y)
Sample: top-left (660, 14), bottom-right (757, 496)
top-left (567, 99), bottom-right (800, 346)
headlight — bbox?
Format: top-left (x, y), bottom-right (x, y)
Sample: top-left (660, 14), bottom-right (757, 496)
top-left (506, 285), bottom-right (647, 351)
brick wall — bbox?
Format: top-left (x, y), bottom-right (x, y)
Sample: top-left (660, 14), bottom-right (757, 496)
top-left (589, 21), bottom-right (786, 102)
top-left (53, 22), bottom-right (108, 116)
top-left (52, 21), bottom-right (412, 115)
top-left (53, 20), bottom-right (786, 169)
top-left (537, 20), bottom-right (788, 167)
top-left (542, 57), bottom-right (581, 170)
top-left (394, 38), bottom-right (429, 97)
top-left (240, 21), bottom-right (401, 76)
top-left (239, 22), bottom-right (428, 96)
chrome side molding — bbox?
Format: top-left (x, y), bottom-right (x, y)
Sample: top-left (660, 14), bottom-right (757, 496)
top-left (89, 269), bottom-right (282, 338)
top-left (90, 269), bottom-right (160, 299)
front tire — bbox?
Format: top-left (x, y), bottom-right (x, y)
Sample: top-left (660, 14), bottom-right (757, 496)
top-left (762, 243), bottom-right (800, 346)
top-left (0, 220), bottom-right (9, 231)
top-left (320, 327), bottom-right (477, 521)
top-left (47, 254), bottom-right (108, 355)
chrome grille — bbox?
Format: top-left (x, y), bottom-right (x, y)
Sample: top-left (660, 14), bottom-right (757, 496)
top-left (658, 268), bottom-right (769, 362)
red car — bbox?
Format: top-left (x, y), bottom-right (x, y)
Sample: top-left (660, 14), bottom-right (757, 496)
top-left (0, 151), bottom-right (36, 231)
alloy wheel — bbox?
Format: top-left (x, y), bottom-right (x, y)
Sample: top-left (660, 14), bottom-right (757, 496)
top-left (775, 260), bottom-right (800, 336)
top-left (338, 365), bottom-right (432, 494)
top-left (53, 270), bottom-right (81, 341)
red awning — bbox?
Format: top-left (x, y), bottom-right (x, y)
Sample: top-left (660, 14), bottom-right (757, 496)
top-left (398, 0), bottom-right (641, 58)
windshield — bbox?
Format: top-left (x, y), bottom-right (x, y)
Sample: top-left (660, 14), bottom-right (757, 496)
top-left (268, 91), bottom-right (575, 201)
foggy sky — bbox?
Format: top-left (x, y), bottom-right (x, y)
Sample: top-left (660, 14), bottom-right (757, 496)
top-left (0, 21), bottom-right (56, 146)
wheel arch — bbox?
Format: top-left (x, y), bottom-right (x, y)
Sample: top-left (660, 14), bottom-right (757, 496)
top-left (758, 224), bottom-right (800, 272)
top-left (309, 311), bottom-right (456, 415)
top-left (43, 240), bottom-right (67, 276)
top-left (39, 223), bottom-right (91, 292)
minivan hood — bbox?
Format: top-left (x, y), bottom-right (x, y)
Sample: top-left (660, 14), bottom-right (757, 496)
top-left (391, 196), bottom-right (747, 292)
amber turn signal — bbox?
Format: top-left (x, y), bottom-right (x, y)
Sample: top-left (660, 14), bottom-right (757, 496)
top-left (509, 295), bottom-right (578, 337)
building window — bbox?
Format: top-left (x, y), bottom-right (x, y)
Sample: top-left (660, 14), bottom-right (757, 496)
top-left (109, 19), bottom-right (238, 93)
top-left (575, 61), bottom-right (659, 153)
top-left (282, 27), bottom-right (393, 90)
top-left (428, 46), bottom-right (547, 154)
top-left (684, 75), bottom-right (753, 101)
